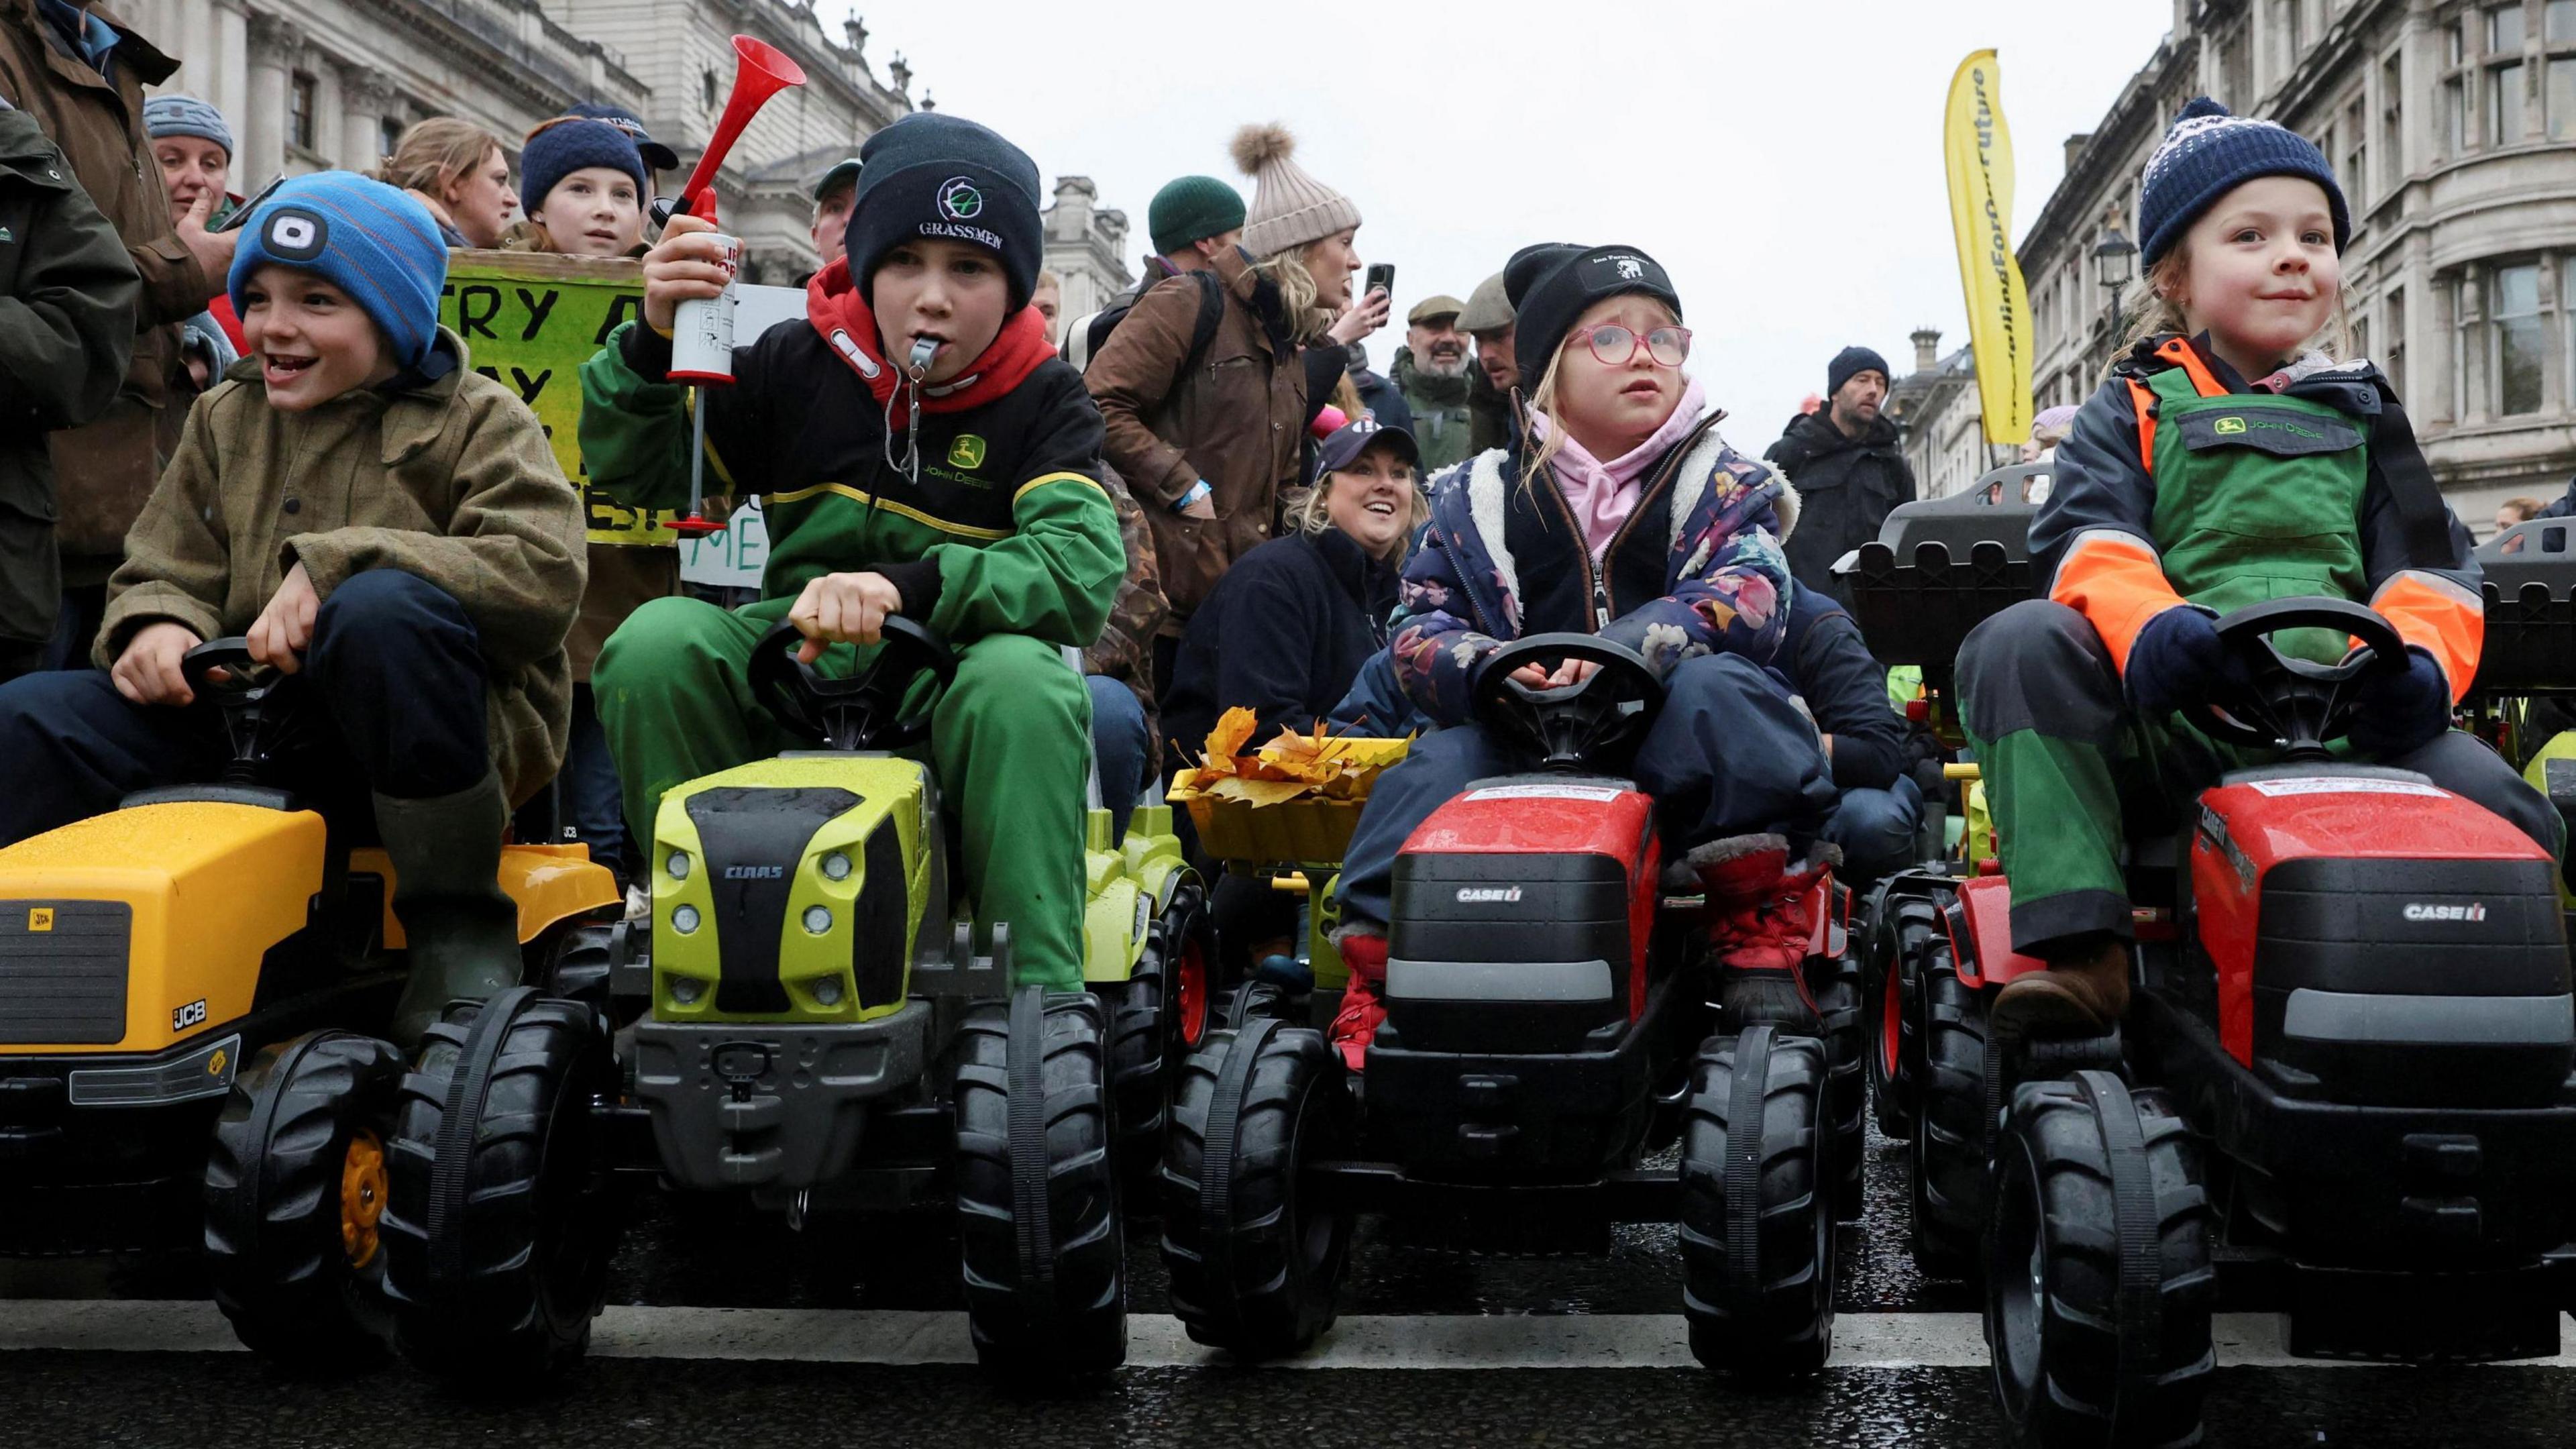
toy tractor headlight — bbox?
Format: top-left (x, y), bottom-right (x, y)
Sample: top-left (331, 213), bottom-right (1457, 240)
top-left (666, 849), bottom-right (692, 881)
top-left (668, 975), bottom-right (704, 1005)
top-left (802, 905), bottom-right (833, 934)
top-left (673, 904), bottom-right (702, 934)
top-left (821, 851), bottom-right (853, 881)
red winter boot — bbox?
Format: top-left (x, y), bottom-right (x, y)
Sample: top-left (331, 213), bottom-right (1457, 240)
top-left (1688, 833), bottom-right (1836, 1034)
top-left (1328, 930), bottom-right (1389, 1073)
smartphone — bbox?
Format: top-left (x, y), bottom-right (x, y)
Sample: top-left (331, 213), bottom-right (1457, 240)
top-left (212, 173), bottom-right (285, 232)
top-left (1364, 262), bottom-right (1395, 308)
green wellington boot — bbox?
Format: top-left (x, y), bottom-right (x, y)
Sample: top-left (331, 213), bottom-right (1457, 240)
top-left (380, 769), bottom-right (525, 1048)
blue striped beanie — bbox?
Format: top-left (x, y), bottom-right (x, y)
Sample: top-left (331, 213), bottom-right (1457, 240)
top-left (228, 172), bottom-right (449, 368)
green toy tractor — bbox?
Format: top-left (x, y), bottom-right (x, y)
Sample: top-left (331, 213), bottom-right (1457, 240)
top-left (375, 619), bottom-right (1203, 1386)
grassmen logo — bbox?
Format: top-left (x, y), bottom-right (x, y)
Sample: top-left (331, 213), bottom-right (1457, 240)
top-left (938, 176), bottom-right (984, 221)
top-left (947, 434), bottom-right (987, 470)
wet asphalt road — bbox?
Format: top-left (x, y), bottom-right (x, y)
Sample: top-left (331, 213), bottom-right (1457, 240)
top-left (3, 1129), bottom-right (2569, 1448)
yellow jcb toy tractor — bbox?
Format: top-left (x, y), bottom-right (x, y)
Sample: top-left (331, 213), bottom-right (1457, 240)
top-left (0, 639), bottom-right (616, 1369)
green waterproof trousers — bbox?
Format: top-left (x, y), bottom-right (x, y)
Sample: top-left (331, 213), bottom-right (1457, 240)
top-left (1959, 598), bottom-right (2561, 957)
top-left (593, 594), bottom-right (1093, 989)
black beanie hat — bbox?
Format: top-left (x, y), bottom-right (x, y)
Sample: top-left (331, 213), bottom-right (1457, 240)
top-left (1827, 345), bottom-right (1891, 398)
top-left (845, 113), bottom-right (1044, 309)
top-left (1503, 241), bottom-right (1682, 393)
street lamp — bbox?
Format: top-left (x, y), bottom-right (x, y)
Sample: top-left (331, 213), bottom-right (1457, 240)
top-left (2093, 227), bottom-right (2137, 317)
top-left (2092, 226), bottom-right (2138, 368)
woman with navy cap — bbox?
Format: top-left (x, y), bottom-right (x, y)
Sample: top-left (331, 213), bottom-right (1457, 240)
top-left (1162, 416), bottom-right (1422, 765)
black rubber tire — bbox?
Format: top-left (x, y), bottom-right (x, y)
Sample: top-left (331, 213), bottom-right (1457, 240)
top-left (1912, 953), bottom-right (1988, 1280)
top-left (531, 922), bottom-right (618, 1015)
top-left (1214, 979), bottom-right (1291, 1032)
top-left (1864, 886), bottom-right (1939, 1141)
top-left (953, 986), bottom-right (1126, 1380)
top-left (1679, 1024), bottom-right (1836, 1379)
top-left (1813, 947), bottom-right (1867, 1225)
top-left (382, 990), bottom-right (618, 1387)
top-left (1160, 1018), bottom-right (1352, 1360)
top-left (203, 1030), bottom-right (407, 1371)
top-left (1161, 881), bottom-right (1218, 1053)
top-left (1988, 1077), bottom-right (2214, 1449)
top-left (1098, 932), bottom-right (1176, 1193)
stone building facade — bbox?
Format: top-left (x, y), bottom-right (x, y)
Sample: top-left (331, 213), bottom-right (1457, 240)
top-left (1040, 176), bottom-right (1135, 325)
top-left (107, 0), bottom-right (1137, 288)
top-left (1887, 327), bottom-right (1995, 500)
top-left (2019, 0), bottom-right (2576, 529)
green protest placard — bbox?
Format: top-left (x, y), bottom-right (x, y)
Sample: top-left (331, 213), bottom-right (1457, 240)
top-left (437, 253), bottom-right (806, 592)
top-left (437, 252), bottom-right (679, 549)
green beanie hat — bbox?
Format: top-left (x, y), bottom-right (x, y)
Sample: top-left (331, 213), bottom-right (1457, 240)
top-left (1148, 174), bottom-right (1246, 258)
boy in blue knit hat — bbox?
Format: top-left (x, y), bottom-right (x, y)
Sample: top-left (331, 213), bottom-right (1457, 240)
top-left (1955, 99), bottom-right (2556, 1039)
top-left (0, 172), bottom-right (588, 1044)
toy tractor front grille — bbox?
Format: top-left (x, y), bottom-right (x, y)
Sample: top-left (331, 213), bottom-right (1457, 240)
top-left (649, 759), bottom-right (930, 1023)
top-left (0, 902), bottom-right (131, 1045)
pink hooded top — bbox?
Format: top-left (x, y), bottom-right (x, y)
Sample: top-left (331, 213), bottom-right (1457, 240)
top-left (1527, 378), bottom-right (1711, 563)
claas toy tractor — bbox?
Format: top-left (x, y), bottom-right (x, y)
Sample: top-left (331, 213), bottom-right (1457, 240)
top-left (0, 639), bottom-right (616, 1370)
top-left (377, 619), bottom-right (1188, 1387)
top-left (1161, 634), bottom-right (1862, 1379)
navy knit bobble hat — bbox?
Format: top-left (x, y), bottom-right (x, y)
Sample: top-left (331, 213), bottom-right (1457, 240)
top-left (519, 117), bottom-right (648, 213)
top-left (1503, 241), bottom-right (1682, 394)
top-left (845, 112), bottom-right (1044, 309)
top-left (2137, 97), bottom-right (2349, 268)
top-left (229, 172), bottom-right (449, 368)
top-left (1827, 345), bottom-right (1890, 398)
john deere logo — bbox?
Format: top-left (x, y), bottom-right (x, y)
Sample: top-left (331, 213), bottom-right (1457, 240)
top-left (2214, 416), bottom-right (2248, 435)
top-left (947, 434), bottom-right (987, 470)
top-left (937, 177), bottom-right (983, 221)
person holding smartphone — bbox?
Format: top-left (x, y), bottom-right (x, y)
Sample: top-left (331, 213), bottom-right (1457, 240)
top-left (1085, 123), bottom-right (1385, 696)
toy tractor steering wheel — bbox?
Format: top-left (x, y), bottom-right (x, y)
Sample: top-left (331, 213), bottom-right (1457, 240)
top-left (180, 637), bottom-right (302, 784)
top-left (749, 615), bottom-right (959, 752)
top-left (1468, 632), bottom-right (1666, 771)
top-left (2180, 597), bottom-right (2412, 761)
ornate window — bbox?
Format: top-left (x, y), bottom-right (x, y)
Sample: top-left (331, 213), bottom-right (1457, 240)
top-left (288, 72), bottom-right (317, 152)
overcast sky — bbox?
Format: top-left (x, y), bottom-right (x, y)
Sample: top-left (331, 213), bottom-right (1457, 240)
top-left (841, 1), bottom-right (2179, 443)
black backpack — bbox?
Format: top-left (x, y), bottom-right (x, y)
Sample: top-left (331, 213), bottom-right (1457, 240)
top-left (1062, 269), bottom-right (1225, 377)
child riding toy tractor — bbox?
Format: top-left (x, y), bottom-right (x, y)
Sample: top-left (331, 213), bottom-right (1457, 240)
top-left (0, 638), bottom-right (620, 1369)
top-left (1848, 497), bottom-right (2576, 1446)
top-left (1159, 633), bottom-right (1862, 1378)
top-left (376, 619), bottom-right (1196, 1385)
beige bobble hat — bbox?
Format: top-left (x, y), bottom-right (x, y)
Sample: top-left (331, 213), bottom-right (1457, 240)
top-left (1231, 123), bottom-right (1361, 257)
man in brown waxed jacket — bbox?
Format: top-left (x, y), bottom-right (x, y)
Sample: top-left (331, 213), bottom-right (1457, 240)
top-left (0, 0), bottom-right (233, 663)
top-left (1085, 239), bottom-right (1307, 695)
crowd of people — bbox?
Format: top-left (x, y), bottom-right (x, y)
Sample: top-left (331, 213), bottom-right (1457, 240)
top-left (0, 0), bottom-right (2555, 1059)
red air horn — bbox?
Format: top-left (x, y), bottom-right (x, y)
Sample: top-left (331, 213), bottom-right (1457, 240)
top-left (667, 36), bottom-right (808, 537)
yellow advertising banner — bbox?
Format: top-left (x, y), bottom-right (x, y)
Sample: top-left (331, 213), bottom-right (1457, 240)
top-left (436, 251), bottom-right (683, 548)
top-left (1943, 50), bottom-right (2034, 447)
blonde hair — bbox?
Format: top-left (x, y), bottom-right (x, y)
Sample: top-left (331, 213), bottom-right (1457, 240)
top-left (374, 118), bottom-right (504, 206)
top-left (2106, 239), bottom-right (2351, 380)
top-left (1252, 240), bottom-right (1338, 344)
top-left (1285, 445), bottom-right (1430, 543)
top-left (1034, 269), bottom-right (1061, 292)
